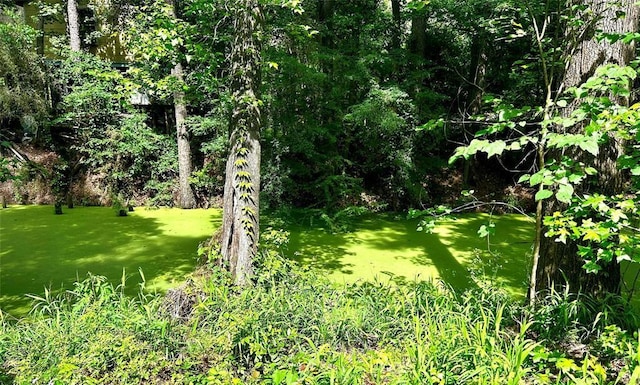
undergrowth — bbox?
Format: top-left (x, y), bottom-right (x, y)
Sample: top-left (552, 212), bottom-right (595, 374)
top-left (1, 230), bottom-right (639, 384)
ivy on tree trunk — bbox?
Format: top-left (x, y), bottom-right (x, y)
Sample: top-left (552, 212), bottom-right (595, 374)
top-left (220, 0), bottom-right (263, 286)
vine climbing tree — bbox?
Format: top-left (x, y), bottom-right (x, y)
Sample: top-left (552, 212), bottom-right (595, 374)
top-left (220, 0), bottom-right (263, 285)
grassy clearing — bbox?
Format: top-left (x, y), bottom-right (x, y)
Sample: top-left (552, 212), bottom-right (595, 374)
top-left (1, 206), bottom-right (533, 317)
top-left (0, 205), bottom-right (221, 316)
top-left (285, 213), bottom-right (533, 297)
top-left (1, 207), bottom-right (639, 383)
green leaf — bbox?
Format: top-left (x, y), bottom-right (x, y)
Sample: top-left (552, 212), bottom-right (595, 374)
top-left (518, 174), bottom-right (530, 183)
top-left (583, 260), bottom-right (602, 273)
top-left (477, 222), bottom-right (496, 238)
top-left (556, 184), bottom-right (574, 204)
top-left (508, 141), bottom-right (522, 151)
top-left (578, 137), bottom-right (599, 156)
top-left (610, 209), bottom-right (627, 223)
top-left (484, 140), bottom-right (506, 158)
top-left (529, 172), bottom-right (544, 186)
top-left (583, 229), bottom-right (601, 242)
top-left (556, 100), bottom-right (567, 107)
top-left (535, 189), bottom-right (553, 201)
top-left (556, 358), bottom-right (579, 373)
top-left (584, 167), bottom-right (597, 175)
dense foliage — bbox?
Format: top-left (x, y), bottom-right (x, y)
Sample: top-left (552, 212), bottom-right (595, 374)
top-left (2, 0), bottom-right (640, 382)
top-left (1, 0), bottom-right (541, 210)
top-left (0, 6), bottom-right (47, 142)
top-left (1, 242), bottom-right (639, 383)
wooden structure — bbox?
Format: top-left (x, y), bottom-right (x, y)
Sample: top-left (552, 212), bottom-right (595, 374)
top-left (14, 0), bottom-right (126, 62)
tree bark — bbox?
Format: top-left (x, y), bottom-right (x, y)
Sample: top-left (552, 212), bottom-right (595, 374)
top-left (220, 0), bottom-right (263, 286)
top-left (168, 1), bottom-right (196, 209)
top-left (317, 0), bottom-right (335, 47)
top-left (67, 0), bottom-right (81, 52)
top-left (317, 0), bottom-right (334, 22)
top-left (172, 62), bottom-right (197, 209)
top-left (408, 11), bottom-right (427, 59)
top-left (467, 32), bottom-right (488, 115)
top-left (54, 201), bottom-right (63, 215)
top-left (391, 0), bottom-right (402, 50)
top-left (536, 0), bottom-right (639, 296)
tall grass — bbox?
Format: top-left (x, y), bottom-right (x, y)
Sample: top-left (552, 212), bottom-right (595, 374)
top-left (1, 239), bottom-right (639, 384)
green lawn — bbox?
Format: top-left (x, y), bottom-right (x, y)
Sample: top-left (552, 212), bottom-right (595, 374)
top-left (0, 205), bottom-right (535, 317)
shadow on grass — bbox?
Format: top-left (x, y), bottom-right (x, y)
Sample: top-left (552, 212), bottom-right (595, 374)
top-left (0, 205), bottom-right (221, 317)
top-left (287, 224), bottom-right (357, 275)
top-left (285, 212), bottom-right (534, 295)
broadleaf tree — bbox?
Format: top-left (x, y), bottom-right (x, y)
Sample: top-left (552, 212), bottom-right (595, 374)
top-left (420, 0), bottom-right (640, 303)
top-left (220, 0), bottom-right (263, 285)
top-left (125, 0), bottom-right (197, 208)
top-left (536, 0), bottom-right (639, 297)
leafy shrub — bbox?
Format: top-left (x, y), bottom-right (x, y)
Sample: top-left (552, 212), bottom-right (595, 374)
top-left (49, 54), bottom-right (179, 206)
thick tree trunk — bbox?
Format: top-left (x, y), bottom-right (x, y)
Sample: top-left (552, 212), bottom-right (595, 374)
top-left (536, 0), bottom-right (638, 296)
top-left (66, 191), bottom-right (74, 208)
top-left (172, 62), bottom-right (196, 209)
top-left (220, 0), bottom-right (263, 286)
top-left (67, 0), bottom-right (81, 52)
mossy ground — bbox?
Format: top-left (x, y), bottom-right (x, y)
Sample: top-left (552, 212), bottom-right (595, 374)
top-left (0, 205), bottom-right (222, 316)
top-left (0, 206), bottom-right (536, 317)
top-left (286, 213), bottom-right (534, 296)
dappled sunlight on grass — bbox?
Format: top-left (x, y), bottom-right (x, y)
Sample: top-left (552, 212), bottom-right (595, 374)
top-left (286, 213), bottom-right (535, 298)
top-left (1, 206), bottom-right (536, 317)
top-left (0, 205), bottom-right (221, 316)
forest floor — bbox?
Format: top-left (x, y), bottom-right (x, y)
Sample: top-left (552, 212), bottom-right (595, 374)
top-left (0, 205), bottom-right (535, 318)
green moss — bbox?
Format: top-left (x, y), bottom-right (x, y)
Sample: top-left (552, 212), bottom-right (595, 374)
top-left (0, 205), bottom-right (221, 316)
top-left (0, 205), bottom-right (535, 317)
top-left (286, 213), bottom-right (534, 297)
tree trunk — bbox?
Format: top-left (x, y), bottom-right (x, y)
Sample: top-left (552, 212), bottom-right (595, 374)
top-left (467, 32), bottom-right (488, 115)
top-left (317, 0), bottom-right (335, 47)
top-left (54, 201), bottom-right (63, 215)
top-left (317, 0), bottom-right (334, 21)
top-left (67, 0), bottom-right (81, 52)
top-left (66, 191), bottom-right (74, 208)
top-left (172, 62), bottom-right (197, 209)
top-left (220, 0), bottom-right (263, 286)
top-left (168, 0), bottom-right (196, 209)
top-left (391, 0), bottom-right (402, 50)
top-left (461, 32), bottom-right (488, 187)
top-left (408, 11), bottom-right (427, 59)
top-left (536, 0), bottom-right (639, 296)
